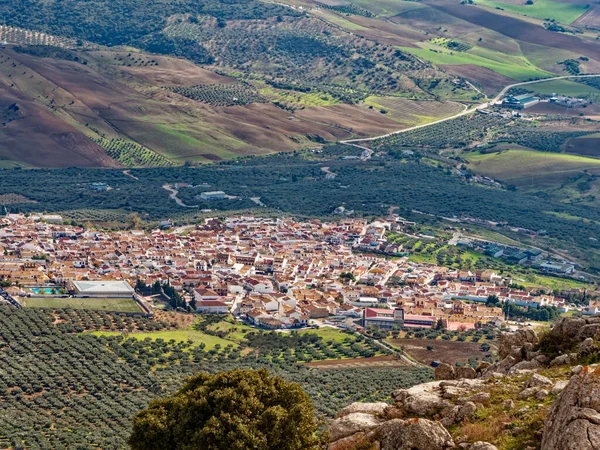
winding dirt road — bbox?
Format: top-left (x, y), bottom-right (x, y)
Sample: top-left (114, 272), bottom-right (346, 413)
top-left (341, 74), bottom-right (600, 147)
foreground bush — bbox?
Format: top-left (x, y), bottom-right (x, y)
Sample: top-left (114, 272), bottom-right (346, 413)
top-left (129, 368), bottom-right (324, 450)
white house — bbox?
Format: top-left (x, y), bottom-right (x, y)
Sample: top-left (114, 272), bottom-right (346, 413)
top-left (245, 278), bottom-right (274, 294)
top-left (195, 300), bottom-right (229, 314)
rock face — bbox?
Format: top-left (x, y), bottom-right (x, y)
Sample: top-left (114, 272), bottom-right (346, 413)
top-left (541, 366), bottom-right (600, 450)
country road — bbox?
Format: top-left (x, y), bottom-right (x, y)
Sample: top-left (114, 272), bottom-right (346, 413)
top-left (341, 74), bottom-right (600, 146)
top-left (162, 184), bottom-right (198, 208)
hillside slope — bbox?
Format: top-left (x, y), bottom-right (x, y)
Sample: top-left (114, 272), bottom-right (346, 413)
top-left (0, 45), bottom-right (466, 167)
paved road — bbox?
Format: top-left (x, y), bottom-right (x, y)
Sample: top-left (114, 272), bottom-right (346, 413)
top-left (341, 74), bottom-right (600, 146)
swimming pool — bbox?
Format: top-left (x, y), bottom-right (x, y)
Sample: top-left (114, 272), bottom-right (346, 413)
top-left (30, 288), bottom-right (57, 295)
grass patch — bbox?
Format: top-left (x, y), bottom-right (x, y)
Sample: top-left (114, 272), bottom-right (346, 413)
top-left (317, 10), bottom-right (369, 30)
top-left (21, 297), bottom-right (142, 313)
top-left (521, 79), bottom-right (600, 97)
top-left (545, 210), bottom-right (600, 224)
top-left (476, 0), bottom-right (588, 24)
top-left (465, 149), bottom-right (600, 187)
top-left (400, 44), bottom-right (551, 81)
top-left (297, 327), bottom-right (353, 343)
top-left (91, 329), bottom-right (235, 349)
top-left (204, 319), bottom-right (255, 343)
top-left (349, 0), bottom-right (426, 16)
top-left (363, 96), bottom-right (464, 125)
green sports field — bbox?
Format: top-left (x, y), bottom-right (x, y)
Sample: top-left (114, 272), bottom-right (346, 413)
top-left (20, 297), bottom-right (143, 313)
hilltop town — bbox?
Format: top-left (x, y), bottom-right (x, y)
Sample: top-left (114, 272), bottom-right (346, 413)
top-left (0, 214), bottom-right (595, 332)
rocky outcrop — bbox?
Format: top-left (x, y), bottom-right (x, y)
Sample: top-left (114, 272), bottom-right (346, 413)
top-left (545, 316), bottom-right (600, 358)
top-left (541, 366), bottom-right (600, 450)
top-left (329, 379), bottom-right (485, 449)
top-left (498, 327), bottom-right (538, 361)
top-left (392, 381), bottom-right (452, 417)
top-left (330, 320), bottom-right (600, 450)
top-left (578, 338), bottom-right (599, 359)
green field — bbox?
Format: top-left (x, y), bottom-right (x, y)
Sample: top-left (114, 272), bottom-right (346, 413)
top-left (91, 329), bottom-right (235, 349)
top-left (400, 45), bottom-right (551, 81)
top-left (465, 149), bottom-right (600, 186)
top-left (21, 297), bottom-right (143, 313)
top-left (204, 318), bottom-right (256, 343)
top-left (476, 0), bottom-right (589, 24)
top-left (297, 327), bottom-right (353, 343)
top-left (349, 0), bottom-right (426, 16)
top-left (521, 79), bottom-right (600, 97)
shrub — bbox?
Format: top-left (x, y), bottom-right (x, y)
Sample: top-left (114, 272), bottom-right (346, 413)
top-left (129, 368), bottom-right (324, 450)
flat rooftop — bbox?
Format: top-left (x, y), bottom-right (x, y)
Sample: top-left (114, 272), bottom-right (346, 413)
top-left (72, 280), bottom-right (134, 296)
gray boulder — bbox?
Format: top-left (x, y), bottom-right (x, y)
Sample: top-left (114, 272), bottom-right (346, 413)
top-left (337, 402), bottom-right (389, 419)
top-left (509, 359), bottom-right (541, 373)
top-left (393, 381), bottom-right (452, 417)
top-left (374, 418), bottom-right (454, 450)
top-left (329, 412), bottom-right (384, 441)
top-left (469, 443), bottom-right (499, 450)
top-left (518, 387), bottom-right (538, 400)
top-left (441, 401), bottom-right (477, 427)
top-left (456, 366), bottom-right (477, 379)
top-left (550, 353), bottom-right (578, 367)
top-left (435, 363), bottom-right (456, 381)
top-left (551, 380), bottom-right (569, 395)
top-left (525, 374), bottom-right (553, 389)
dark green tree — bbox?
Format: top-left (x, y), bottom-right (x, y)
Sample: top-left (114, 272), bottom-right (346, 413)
top-left (129, 369), bottom-right (323, 450)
